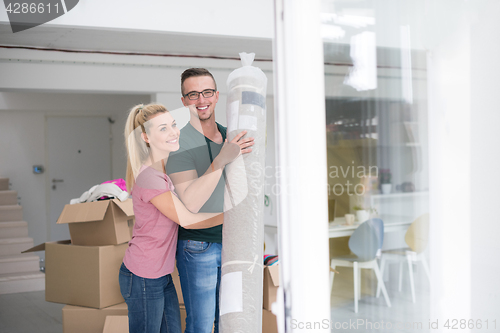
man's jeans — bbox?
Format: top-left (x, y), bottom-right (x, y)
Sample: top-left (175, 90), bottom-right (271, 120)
top-left (119, 263), bottom-right (182, 333)
top-left (176, 240), bottom-right (222, 333)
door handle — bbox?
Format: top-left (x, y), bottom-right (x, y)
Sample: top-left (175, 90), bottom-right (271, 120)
top-left (52, 179), bottom-right (64, 183)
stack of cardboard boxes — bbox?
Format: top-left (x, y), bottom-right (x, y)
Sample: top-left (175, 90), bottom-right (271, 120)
top-left (262, 264), bottom-right (279, 333)
top-left (23, 195), bottom-right (281, 332)
top-left (23, 198), bottom-right (134, 333)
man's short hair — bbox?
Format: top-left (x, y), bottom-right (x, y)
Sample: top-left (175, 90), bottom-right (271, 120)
top-left (181, 68), bottom-right (217, 95)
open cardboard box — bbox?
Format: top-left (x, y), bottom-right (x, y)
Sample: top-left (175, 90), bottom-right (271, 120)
top-left (263, 264), bottom-right (280, 311)
top-left (23, 240), bottom-right (127, 309)
top-left (62, 303), bottom-right (128, 333)
top-left (56, 198), bottom-right (134, 246)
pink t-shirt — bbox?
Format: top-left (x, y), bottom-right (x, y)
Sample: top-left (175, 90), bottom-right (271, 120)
top-left (123, 165), bottom-right (179, 279)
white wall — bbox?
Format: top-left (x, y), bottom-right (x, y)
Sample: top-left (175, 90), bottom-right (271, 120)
top-left (470, 0), bottom-right (500, 321)
top-left (0, 111), bottom-right (46, 248)
top-left (0, 92), bottom-right (149, 248)
top-left (428, 26), bottom-right (472, 322)
top-left (0, 1), bottom-right (274, 39)
top-left (427, 0), bottom-right (500, 323)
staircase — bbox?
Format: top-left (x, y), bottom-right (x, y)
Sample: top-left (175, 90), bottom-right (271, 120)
top-left (0, 177), bottom-right (45, 294)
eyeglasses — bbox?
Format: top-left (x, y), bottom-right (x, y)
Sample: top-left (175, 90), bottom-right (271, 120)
top-left (183, 89), bottom-right (216, 100)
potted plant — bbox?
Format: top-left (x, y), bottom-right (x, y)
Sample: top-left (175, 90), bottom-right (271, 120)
top-left (379, 169), bottom-right (392, 194)
top-left (352, 205), bottom-right (378, 223)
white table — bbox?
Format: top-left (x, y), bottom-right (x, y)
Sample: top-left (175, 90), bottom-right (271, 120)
top-left (263, 215), bottom-right (414, 249)
top-left (328, 215), bottom-right (413, 238)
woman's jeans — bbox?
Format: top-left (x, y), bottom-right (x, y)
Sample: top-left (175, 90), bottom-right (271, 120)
top-left (119, 263), bottom-right (181, 333)
top-left (176, 240), bottom-right (222, 333)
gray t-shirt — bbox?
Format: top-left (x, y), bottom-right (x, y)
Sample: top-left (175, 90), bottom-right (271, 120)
top-left (165, 121), bottom-right (226, 243)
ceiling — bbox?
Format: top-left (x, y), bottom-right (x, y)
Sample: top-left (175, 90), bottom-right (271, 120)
top-left (0, 23), bottom-right (274, 61)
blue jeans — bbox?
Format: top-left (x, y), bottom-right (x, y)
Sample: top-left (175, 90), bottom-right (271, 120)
top-left (119, 263), bottom-right (181, 333)
top-left (176, 240), bottom-right (221, 333)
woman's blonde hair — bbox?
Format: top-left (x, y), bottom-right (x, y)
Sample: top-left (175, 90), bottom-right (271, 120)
top-left (124, 103), bottom-right (168, 192)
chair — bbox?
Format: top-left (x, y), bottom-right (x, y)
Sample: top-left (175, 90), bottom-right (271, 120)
top-left (376, 213), bottom-right (430, 303)
top-left (330, 218), bottom-right (391, 313)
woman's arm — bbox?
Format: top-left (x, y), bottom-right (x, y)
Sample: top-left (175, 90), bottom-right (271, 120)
top-left (150, 191), bottom-right (223, 229)
top-left (169, 133), bottom-right (252, 213)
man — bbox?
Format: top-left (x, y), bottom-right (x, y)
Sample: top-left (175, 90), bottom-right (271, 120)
top-left (166, 68), bottom-right (254, 333)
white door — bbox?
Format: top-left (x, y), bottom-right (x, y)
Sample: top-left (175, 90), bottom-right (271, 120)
top-left (47, 116), bottom-right (112, 241)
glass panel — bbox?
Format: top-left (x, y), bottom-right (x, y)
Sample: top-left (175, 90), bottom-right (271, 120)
top-left (322, 0), bottom-right (430, 328)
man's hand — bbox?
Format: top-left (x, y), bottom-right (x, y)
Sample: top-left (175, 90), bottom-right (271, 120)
top-left (232, 130), bottom-right (254, 154)
top-left (216, 141), bottom-right (240, 167)
top-left (214, 130), bottom-right (254, 169)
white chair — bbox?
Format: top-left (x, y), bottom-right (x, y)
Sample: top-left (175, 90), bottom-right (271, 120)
top-left (376, 213), bottom-right (430, 303)
top-left (330, 218), bottom-right (391, 313)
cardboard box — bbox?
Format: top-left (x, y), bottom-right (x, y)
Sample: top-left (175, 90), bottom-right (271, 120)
top-left (24, 241), bottom-right (127, 308)
top-left (262, 308), bottom-right (278, 333)
top-left (66, 304), bottom-right (202, 333)
top-left (100, 306), bottom-right (187, 333)
top-left (62, 303), bottom-right (128, 333)
top-left (172, 265), bottom-right (183, 305)
top-left (180, 305), bottom-right (187, 333)
top-left (56, 199), bottom-right (134, 246)
top-left (263, 264), bottom-right (280, 311)
top-left (63, 304), bottom-right (190, 333)
top-left (178, 305), bottom-right (214, 333)
top-left (103, 315), bottom-right (129, 333)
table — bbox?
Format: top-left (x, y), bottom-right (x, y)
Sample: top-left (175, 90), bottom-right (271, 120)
top-left (328, 215), bottom-right (413, 238)
top-left (263, 215), bottom-right (414, 251)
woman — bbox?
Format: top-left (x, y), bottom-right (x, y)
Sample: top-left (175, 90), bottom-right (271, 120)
top-left (120, 103), bottom-right (238, 333)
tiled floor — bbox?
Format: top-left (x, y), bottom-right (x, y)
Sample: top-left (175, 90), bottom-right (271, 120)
top-left (330, 264), bottom-right (431, 332)
top-left (0, 264), bottom-right (430, 333)
top-left (0, 291), bottom-right (63, 333)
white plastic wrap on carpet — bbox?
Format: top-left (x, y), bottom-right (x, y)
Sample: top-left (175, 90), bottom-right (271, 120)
top-left (220, 52), bottom-right (267, 333)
